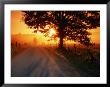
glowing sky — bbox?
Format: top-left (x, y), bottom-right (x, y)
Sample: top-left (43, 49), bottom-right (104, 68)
top-left (11, 11), bottom-right (100, 44)
top-left (11, 11), bottom-right (34, 34)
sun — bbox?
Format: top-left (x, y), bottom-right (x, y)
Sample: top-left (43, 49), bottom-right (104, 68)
top-left (48, 28), bottom-right (56, 37)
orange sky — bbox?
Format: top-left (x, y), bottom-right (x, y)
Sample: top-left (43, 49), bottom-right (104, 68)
top-left (11, 11), bottom-right (34, 34)
top-left (11, 11), bottom-right (100, 44)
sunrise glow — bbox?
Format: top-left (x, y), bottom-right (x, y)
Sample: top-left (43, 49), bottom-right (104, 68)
top-left (48, 28), bottom-right (56, 37)
top-left (11, 11), bottom-right (100, 47)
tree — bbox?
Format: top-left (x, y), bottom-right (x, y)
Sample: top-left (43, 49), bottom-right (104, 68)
top-left (22, 11), bottom-right (100, 49)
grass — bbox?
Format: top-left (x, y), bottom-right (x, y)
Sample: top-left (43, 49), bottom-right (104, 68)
top-left (11, 42), bottom-right (29, 58)
top-left (56, 45), bottom-right (100, 77)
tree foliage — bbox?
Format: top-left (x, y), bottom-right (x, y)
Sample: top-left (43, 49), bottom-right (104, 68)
top-left (22, 11), bottom-right (100, 47)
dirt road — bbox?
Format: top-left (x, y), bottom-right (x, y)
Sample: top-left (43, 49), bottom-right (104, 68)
top-left (11, 47), bottom-right (80, 77)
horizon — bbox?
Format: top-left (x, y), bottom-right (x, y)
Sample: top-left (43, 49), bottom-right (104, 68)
top-left (11, 11), bottom-right (100, 45)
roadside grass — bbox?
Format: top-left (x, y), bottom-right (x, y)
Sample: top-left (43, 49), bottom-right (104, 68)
top-left (11, 42), bottom-right (29, 58)
top-left (56, 45), bottom-right (100, 77)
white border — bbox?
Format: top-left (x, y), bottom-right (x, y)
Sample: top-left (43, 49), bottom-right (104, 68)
top-left (4, 4), bottom-right (107, 84)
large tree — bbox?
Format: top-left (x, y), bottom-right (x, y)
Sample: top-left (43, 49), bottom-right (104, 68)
top-left (22, 11), bottom-right (100, 48)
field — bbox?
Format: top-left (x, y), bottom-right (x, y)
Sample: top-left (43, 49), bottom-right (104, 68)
top-left (11, 34), bottom-right (35, 58)
top-left (11, 34), bottom-right (100, 77)
top-left (56, 44), bottom-right (100, 76)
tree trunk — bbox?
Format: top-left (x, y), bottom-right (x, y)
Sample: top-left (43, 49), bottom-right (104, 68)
top-left (58, 26), bottom-right (64, 49)
top-left (58, 17), bottom-right (65, 49)
top-left (59, 33), bottom-right (63, 48)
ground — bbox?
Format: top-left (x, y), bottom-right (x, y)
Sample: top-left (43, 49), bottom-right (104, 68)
top-left (11, 47), bottom-right (80, 77)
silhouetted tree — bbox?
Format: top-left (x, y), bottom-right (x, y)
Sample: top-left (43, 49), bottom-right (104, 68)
top-left (22, 11), bottom-right (100, 49)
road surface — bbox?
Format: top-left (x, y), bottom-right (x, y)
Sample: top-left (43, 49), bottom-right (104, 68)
top-left (11, 47), bottom-right (80, 77)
